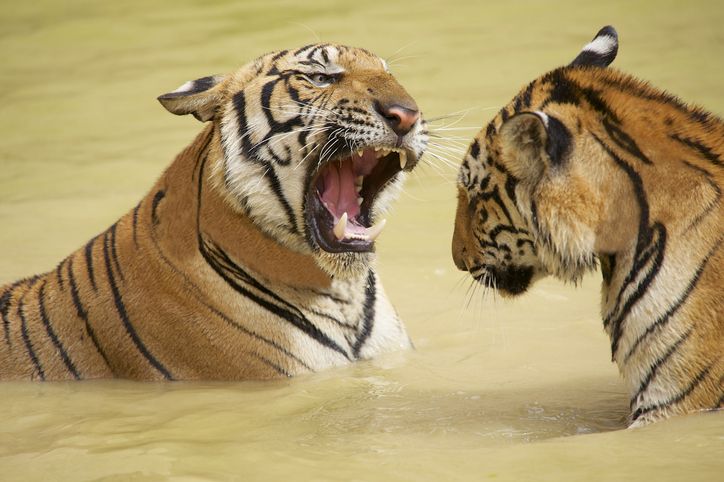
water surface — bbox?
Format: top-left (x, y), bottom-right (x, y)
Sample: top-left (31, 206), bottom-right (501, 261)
top-left (1, 1), bottom-right (722, 480)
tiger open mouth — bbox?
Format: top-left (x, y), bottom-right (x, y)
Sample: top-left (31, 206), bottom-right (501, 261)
top-left (306, 147), bottom-right (412, 253)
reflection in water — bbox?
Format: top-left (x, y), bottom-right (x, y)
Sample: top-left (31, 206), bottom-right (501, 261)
top-left (0, 0), bottom-right (722, 480)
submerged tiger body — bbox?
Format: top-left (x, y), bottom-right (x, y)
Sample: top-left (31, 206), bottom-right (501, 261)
top-left (0, 44), bottom-right (428, 381)
top-left (452, 27), bottom-right (723, 425)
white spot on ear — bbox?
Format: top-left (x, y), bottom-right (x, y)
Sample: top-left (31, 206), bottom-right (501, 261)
top-left (534, 111), bottom-right (549, 128)
top-left (172, 80), bottom-right (195, 94)
top-left (582, 35), bottom-right (616, 55)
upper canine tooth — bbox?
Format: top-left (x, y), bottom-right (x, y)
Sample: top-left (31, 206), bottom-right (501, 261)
top-left (365, 218), bottom-right (387, 241)
top-left (334, 212), bottom-right (348, 240)
top-left (399, 150), bottom-right (408, 169)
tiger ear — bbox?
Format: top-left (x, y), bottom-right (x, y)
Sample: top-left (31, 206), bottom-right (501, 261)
top-left (569, 25), bottom-right (618, 67)
top-left (157, 75), bottom-right (226, 122)
top-left (499, 112), bottom-right (572, 183)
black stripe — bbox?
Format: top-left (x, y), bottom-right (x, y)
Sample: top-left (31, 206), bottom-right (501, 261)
top-left (597, 75), bottom-right (719, 128)
top-left (148, 230), bottom-right (313, 373)
top-left (169, 149), bottom-right (311, 372)
top-left (67, 257), bottom-right (113, 372)
top-left (631, 362), bottom-right (715, 422)
top-left (37, 282), bottom-right (80, 379)
top-left (309, 288), bottom-right (350, 305)
top-left (55, 259), bottom-right (66, 290)
top-left (151, 190), bottom-right (166, 225)
top-left (593, 134), bottom-right (667, 357)
top-left (84, 236), bottom-right (98, 291)
top-left (630, 327), bottom-right (693, 407)
top-left (17, 281), bottom-right (45, 380)
top-left (609, 224), bottom-right (666, 357)
top-left (307, 308), bottom-right (356, 330)
top-left (682, 161), bottom-right (721, 232)
top-left (541, 70), bottom-right (620, 124)
top-left (0, 280), bottom-right (24, 347)
top-left (157, 75), bottom-right (218, 100)
top-left (602, 118), bottom-right (652, 165)
top-left (109, 223), bottom-right (124, 281)
top-left (132, 203), bottom-right (141, 247)
top-left (229, 89), bottom-right (299, 234)
top-left (199, 236), bottom-right (351, 360)
top-left (481, 186), bottom-right (516, 227)
top-left (251, 352), bottom-right (291, 377)
top-left (294, 44), bottom-right (316, 56)
top-left (352, 270), bottom-right (376, 358)
top-left (671, 134), bottom-right (722, 168)
top-left (623, 236), bottom-right (722, 363)
top-left (469, 139), bottom-right (481, 160)
top-left (260, 166), bottom-right (299, 233)
top-left (102, 230), bottom-right (173, 380)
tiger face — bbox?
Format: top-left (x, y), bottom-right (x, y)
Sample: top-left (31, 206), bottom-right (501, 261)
top-left (452, 135), bottom-right (548, 296)
top-left (159, 44), bottom-right (427, 276)
top-left (452, 28), bottom-right (622, 296)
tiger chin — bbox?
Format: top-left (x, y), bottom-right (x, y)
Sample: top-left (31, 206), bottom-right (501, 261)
top-left (452, 26), bottom-right (723, 426)
top-left (0, 44), bottom-right (428, 381)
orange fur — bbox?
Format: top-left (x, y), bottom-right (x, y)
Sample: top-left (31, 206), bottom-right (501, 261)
top-left (0, 44), bottom-right (427, 381)
top-left (453, 28), bottom-right (723, 425)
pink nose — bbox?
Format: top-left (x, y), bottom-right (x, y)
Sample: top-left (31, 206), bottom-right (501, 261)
top-left (376, 103), bottom-right (420, 137)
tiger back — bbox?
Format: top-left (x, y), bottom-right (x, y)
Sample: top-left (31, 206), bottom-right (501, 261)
top-left (452, 27), bottom-right (723, 425)
top-left (0, 44), bottom-right (428, 381)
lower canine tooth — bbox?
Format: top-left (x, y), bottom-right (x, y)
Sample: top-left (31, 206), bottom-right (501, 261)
top-left (357, 197), bottom-right (363, 205)
top-left (399, 151), bottom-right (408, 169)
top-left (334, 212), bottom-right (348, 240)
top-left (365, 218), bottom-right (387, 241)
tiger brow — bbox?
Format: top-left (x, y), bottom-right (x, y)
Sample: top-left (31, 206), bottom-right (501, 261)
top-left (297, 60), bottom-right (326, 69)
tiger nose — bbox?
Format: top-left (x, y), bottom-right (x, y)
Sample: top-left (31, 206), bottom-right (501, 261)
top-left (375, 102), bottom-right (420, 137)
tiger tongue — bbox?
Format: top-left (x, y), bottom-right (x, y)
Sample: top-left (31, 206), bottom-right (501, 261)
top-left (321, 160), bottom-right (361, 221)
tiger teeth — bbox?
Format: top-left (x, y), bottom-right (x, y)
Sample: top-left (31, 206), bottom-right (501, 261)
top-left (399, 150), bottom-right (407, 169)
top-left (365, 218), bottom-right (387, 241)
top-left (357, 149), bottom-right (363, 157)
top-left (334, 212), bottom-right (348, 240)
top-left (357, 197), bottom-right (363, 206)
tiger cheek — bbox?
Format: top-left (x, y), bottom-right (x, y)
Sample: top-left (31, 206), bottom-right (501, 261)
top-left (452, 189), bottom-right (473, 271)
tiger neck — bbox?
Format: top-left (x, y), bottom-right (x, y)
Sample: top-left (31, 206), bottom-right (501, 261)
top-left (598, 227), bottom-right (721, 424)
top-left (155, 124), bottom-right (334, 292)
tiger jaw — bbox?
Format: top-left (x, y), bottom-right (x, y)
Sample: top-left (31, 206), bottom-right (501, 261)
top-left (307, 146), bottom-right (413, 253)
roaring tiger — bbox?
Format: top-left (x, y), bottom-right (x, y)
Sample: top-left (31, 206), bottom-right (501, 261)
top-left (452, 26), bottom-right (723, 426)
top-left (0, 44), bottom-right (428, 381)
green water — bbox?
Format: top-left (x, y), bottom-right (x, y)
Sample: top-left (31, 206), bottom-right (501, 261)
top-left (1, 0), bottom-right (722, 480)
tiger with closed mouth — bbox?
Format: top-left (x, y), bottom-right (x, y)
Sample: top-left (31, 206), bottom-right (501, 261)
top-left (0, 44), bottom-right (427, 381)
top-left (452, 27), bottom-right (723, 426)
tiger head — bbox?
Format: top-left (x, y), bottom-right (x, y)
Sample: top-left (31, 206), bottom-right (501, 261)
top-left (158, 44), bottom-right (427, 277)
top-left (452, 26), bottom-right (620, 296)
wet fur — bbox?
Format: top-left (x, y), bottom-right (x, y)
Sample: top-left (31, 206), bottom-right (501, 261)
top-left (0, 45), bottom-right (426, 381)
top-left (453, 27), bottom-right (723, 425)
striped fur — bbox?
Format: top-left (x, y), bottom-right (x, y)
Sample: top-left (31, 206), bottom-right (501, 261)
top-left (452, 27), bottom-right (723, 425)
top-left (0, 44), bottom-right (427, 381)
